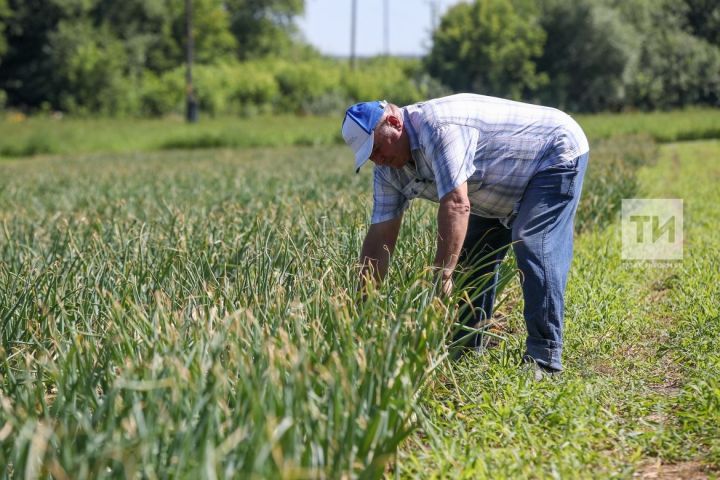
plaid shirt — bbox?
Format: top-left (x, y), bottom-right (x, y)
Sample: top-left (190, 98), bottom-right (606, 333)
top-left (371, 94), bottom-right (589, 226)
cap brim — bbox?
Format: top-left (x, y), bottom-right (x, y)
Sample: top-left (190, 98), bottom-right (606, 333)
top-left (354, 134), bottom-right (374, 173)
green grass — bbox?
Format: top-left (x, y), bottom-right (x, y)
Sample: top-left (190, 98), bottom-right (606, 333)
top-left (634, 142), bottom-right (720, 465)
top-left (575, 108), bottom-right (720, 142)
top-left (1, 107), bottom-right (719, 159)
top-left (0, 117), bottom-right (718, 477)
top-left (0, 114), bottom-right (343, 158)
top-left (398, 140), bottom-right (720, 478)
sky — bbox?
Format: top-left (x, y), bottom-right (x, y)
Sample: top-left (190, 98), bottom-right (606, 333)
top-left (297, 0), bottom-right (464, 57)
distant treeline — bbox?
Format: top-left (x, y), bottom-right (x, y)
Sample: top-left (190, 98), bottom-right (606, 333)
top-left (0, 0), bottom-right (718, 116)
top-left (427, 0), bottom-right (720, 112)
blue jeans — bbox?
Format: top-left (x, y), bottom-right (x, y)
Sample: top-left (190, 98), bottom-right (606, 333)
top-left (454, 152), bottom-right (589, 371)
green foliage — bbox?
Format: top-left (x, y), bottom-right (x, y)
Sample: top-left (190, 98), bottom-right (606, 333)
top-left (398, 140), bottom-right (720, 477)
top-left (2, 120), bottom-right (718, 476)
top-left (185, 0), bottom-right (238, 64)
top-left (92, 0), bottom-right (181, 74)
top-left (273, 59), bottom-right (343, 113)
top-left (133, 58), bottom-right (441, 117)
top-left (0, 131), bottom-right (59, 156)
top-left (684, 0), bottom-right (720, 45)
top-left (535, 0), bottom-right (638, 111)
top-left (0, 0), bottom-right (310, 113)
top-left (221, 61), bottom-right (279, 115)
top-left (600, 0), bottom-right (720, 109)
top-left (628, 141), bottom-right (720, 466)
top-left (4, 0), bottom-right (720, 114)
top-left (48, 20), bottom-right (136, 114)
top-left (342, 57), bottom-right (450, 109)
top-left (138, 70), bottom-right (184, 116)
top-left (89, 0), bottom-right (235, 73)
top-left (0, 0), bottom-right (64, 106)
top-left (0, 0), bottom-right (8, 61)
top-left (225, 0), bottom-right (305, 60)
top-left (575, 134), bottom-right (657, 232)
top-left (425, 0), bottom-right (720, 111)
top-left (0, 145), bottom-right (452, 478)
top-left (627, 29), bottom-right (720, 109)
top-left (426, 0), bottom-right (547, 99)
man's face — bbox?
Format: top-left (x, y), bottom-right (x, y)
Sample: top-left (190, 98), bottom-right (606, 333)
top-left (369, 119), bottom-right (411, 169)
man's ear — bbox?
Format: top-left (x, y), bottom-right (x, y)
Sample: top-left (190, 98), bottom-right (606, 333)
top-left (386, 114), bottom-right (402, 130)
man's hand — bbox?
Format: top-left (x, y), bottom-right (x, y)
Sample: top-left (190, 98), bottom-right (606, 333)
top-left (358, 215), bottom-right (403, 298)
top-left (439, 275), bottom-right (454, 298)
top-left (433, 182), bottom-right (471, 295)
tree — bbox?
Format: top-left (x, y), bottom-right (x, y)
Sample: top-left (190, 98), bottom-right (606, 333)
top-left (627, 29), bottom-right (720, 109)
top-left (47, 19), bottom-right (132, 114)
top-left (0, 0), bottom-right (9, 61)
top-left (0, 0), bottom-right (70, 107)
top-left (534, 0), bottom-right (638, 111)
top-left (1, 0), bottom-right (310, 111)
top-left (0, 0), bottom-right (7, 107)
top-left (607, 0), bottom-right (720, 109)
top-left (683, 0), bottom-right (720, 46)
top-left (0, 0), bottom-right (257, 112)
top-left (425, 0), bottom-right (547, 100)
top-left (92, 0), bottom-right (237, 74)
top-left (225, 0), bottom-right (306, 60)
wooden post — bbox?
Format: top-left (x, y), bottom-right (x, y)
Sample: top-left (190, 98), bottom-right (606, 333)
top-left (185, 0), bottom-right (198, 123)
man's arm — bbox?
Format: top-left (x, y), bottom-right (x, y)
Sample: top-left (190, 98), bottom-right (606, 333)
top-left (434, 182), bottom-right (471, 294)
top-left (358, 215), bottom-right (403, 293)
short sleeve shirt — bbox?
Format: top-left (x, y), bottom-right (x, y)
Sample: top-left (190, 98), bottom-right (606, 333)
top-left (370, 94), bottom-right (589, 226)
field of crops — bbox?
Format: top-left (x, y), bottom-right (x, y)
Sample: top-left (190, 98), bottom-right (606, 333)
top-left (1, 112), bottom-right (719, 478)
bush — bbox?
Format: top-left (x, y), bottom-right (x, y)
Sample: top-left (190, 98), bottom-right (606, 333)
top-left (626, 31), bottom-right (720, 109)
top-left (229, 62), bottom-right (280, 113)
top-left (341, 58), bottom-right (449, 107)
top-left (425, 0), bottom-right (547, 100)
top-left (342, 60), bottom-right (413, 105)
top-left (299, 90), bottom-right (348, 116)
top-left (130, 58), bottom-right (451, 117)
top-left (576, 134), bottom-right (657, 232)
top-left (192, 65), bottom-right (233, 116)
top-left (0, 133), bottom-right (60, 157)
top-left (140, 71), bottom-right (184, 116)
top-left (48, 20), bottom-right (137, 115)
top-left (535, 0), bottom-right (638, 111)
top-left (274, 60), bottom-right (344, 114)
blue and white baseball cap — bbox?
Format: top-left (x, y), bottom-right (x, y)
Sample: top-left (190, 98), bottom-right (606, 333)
top-left (341, 100), bottom-right (387, 172)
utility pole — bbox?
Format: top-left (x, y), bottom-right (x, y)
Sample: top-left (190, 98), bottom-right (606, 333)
top-left (428, 0), bottom-right (439, 33)
top-left (383, 0), bottom-right (389, 56)
top-left (350, 0), bottom-right (357, 69)
top-left (185, 0), bottom-right (198, 123)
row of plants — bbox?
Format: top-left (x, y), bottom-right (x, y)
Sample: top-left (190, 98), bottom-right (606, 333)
top-left (0, 129), bottom-right (658, 476)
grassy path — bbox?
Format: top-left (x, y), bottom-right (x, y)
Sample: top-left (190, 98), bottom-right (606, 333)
top-left (399, 140), bottom-right (720, 478)
top-left (635, 141), bottom-right (720, 472)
